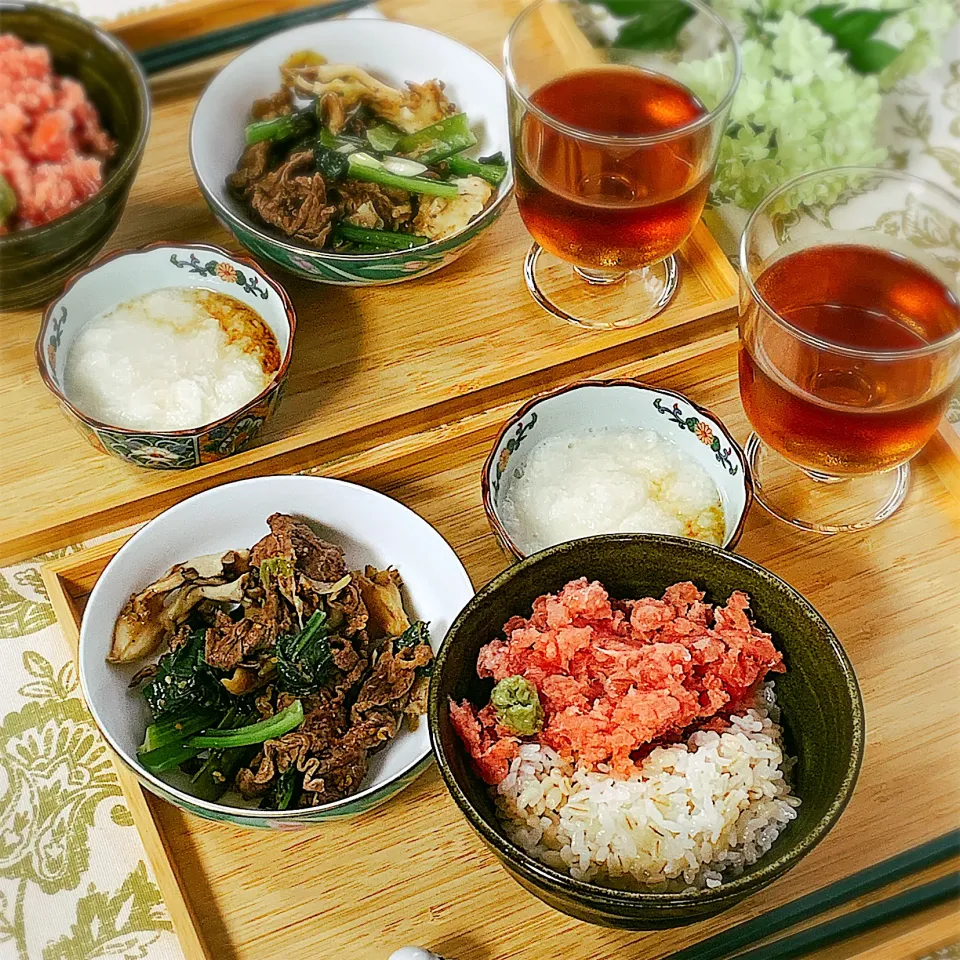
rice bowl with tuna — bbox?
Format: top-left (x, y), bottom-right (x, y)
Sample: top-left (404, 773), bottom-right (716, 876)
top-left (449, 578), bottom-right (800, 891)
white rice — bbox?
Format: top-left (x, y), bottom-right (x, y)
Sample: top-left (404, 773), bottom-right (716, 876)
top-left (493, 689), bottom-right (799, 890)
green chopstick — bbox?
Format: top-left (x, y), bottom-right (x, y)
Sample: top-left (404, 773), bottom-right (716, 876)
top-left (667, 830), bottom-right (960, 960)
top-left (137, 0), bottom-right (375, 76)
top-left (728, 874), bottom-right (959, 960)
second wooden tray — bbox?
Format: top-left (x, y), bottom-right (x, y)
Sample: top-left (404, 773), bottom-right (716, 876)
top-left (43, 339), bottom-right (960, 960)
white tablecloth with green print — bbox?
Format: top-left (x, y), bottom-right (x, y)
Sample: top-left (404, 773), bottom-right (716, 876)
top-left (3, 7), bottom-right (960, 960)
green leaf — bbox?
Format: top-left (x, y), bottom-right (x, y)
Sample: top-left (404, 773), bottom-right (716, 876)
top-left (17, 680), bottom-right (57, 700)
top-left (927, 146), bottom-right (960, 188)
top-left (894, 103), bottom-right (932, 142)
top-left (0, 573), bottom-right (56, 636)
top-left (597, 0), bottom-right (657, 13)
top-left (609, 0), bottom-right (695, 50)
top-left (848, 38), bottom-right (901, 74)
top-left (22, 649), bottom-right (54, 680)
top-left (806, 6), bottom-right (901, 43)
top-left (805, 4), bottom-right (903, 75)
top-left (41, 862), bottom-right (172, 960)
top-left (57, 660), bottom-right (78, 695)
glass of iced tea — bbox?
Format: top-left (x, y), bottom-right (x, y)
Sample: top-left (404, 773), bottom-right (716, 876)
top-left (739, 167), bottom-right (960, 533)
top-left (504, 0), bottom-right (739, 329)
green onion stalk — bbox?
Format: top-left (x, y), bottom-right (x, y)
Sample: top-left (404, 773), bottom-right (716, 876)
top-left (396, 113), bottom-right (477, 164)
top-left (440, 153), bottom-right (508, 186)
top-left (245, 109), bottom-right (315, 146)
top-left (335, 223), bottom-right (429, 250)
top-left (347, 153), bottom-right (457, 197)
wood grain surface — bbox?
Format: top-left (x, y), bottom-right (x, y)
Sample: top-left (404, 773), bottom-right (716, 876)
top-left (0, 0), bottom-right (736, 565)
top-left (109, 0), bottom-right (341, 51)
top-left (44, 341), bottom-right (960, 960)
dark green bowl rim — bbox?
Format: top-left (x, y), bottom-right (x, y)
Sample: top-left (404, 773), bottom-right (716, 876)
top-left (429, 532), bottom-right (865, 905)
top-left (0, 0), bottom-right (150, 248)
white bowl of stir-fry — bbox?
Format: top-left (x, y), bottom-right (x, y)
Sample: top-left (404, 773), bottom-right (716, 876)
top-left (190, 19), bottom-right (512, 285)
top-left (78, 475), bottom-right (474, 827)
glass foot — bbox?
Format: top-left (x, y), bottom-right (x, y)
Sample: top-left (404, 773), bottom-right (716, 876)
top-left (523, 243), bottom-right (678, 330)
top-left (745, 434), bottom-right (910, 534)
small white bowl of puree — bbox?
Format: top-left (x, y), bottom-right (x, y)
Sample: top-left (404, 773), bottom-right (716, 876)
top-left (482, 380), bottom-right (753, 559)
top-left (37, 242), bottom-right (296, 469)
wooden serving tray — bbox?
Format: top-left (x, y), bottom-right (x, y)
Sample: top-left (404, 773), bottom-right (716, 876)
top-left (0, 0), bottom-right (737, 566)
top-left (43, 340), bottom-right (960, 960)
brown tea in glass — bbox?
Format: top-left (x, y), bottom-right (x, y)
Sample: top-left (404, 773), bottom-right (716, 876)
top-left (739, 169), bottom-right (960, 533)
top-left (504, 0), bottom-right (740, 329)
top-left (515, 66), bottom-right (711, 272)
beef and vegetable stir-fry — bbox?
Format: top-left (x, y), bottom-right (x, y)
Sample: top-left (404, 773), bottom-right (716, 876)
top-left (227, 54), bottom-right (507, 252)
top-left (110, 513), bottom-right (433, 810)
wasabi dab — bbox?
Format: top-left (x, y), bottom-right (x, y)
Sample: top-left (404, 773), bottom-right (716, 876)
top-left (491, 675), bottom-right (543, 736)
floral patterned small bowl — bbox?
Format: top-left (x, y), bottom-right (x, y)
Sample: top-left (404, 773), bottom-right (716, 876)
top-left (36, 242), bottom-right (296, 469)
top-left (482, 380), bottom-right (753, 558)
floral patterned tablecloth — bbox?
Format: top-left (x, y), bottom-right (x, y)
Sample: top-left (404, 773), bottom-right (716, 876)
top-left (2, 4), bottom-right (959, 958)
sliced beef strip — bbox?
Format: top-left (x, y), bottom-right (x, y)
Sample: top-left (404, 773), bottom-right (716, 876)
top-left (251, 88), bottom-right (293, 120)
top-left (227, 141), bottom-right (271, 196)
top-left (236, 693), bottom-right (351, 799)
top-left (352, 643), bottom-right (432, 715)
top-left (203, 579), bottom-right (289, 671)
top-left (283, 515), bottom-right (348, 583)
top-left (251, 513), bottom-right (348, 584)
top-left (247, 153), bottom-right (338, 248)
top-left (300, 745), bottom-right (368, 805)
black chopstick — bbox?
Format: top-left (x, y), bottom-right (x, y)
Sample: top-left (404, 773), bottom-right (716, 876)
top-left (728, 873), bottom-right (959, 960)
top-left (667, 830), bottom-right (960, 960)
top-left (137, 0), bottom-right (376, 76)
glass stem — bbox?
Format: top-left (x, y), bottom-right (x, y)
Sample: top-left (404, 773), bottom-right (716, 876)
top-left (800, 468), bottom-right (847, 485)
top-left (573, 265), bottom-right (628, 286)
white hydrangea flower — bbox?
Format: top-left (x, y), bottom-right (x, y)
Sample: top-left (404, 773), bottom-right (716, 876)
top-left (671, 0), bottom-right (957, 210)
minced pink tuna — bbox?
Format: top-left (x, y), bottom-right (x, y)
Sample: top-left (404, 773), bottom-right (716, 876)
top-left (450, 579), bottom-right (785, 784)
top-left (0, 33), bottom-right (115, 232)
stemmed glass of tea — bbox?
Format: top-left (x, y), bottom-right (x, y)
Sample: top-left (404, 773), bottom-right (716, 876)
top-left (504, 0), bottom-right (740, 329)
top-left (739, 167), bottom-right (960, 533)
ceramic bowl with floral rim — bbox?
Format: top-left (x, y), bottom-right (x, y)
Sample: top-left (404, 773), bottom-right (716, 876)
top-left (78, 474), bottom-right (474, 827)
top-left (35, 242), bottom-right (296, 469)
top-left (189, 18), bottom-right (512, 285)
top-left (482, 380), bottom-right (753, 559)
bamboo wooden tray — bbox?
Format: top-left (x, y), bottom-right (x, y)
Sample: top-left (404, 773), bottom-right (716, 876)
top-left (0, 0), bottom-right (737, 566)
top-left (43, 340), bottom-right (960, 960)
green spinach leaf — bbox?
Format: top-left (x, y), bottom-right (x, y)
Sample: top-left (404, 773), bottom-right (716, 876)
top-left (275, 610), bottom-right (334, 694)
